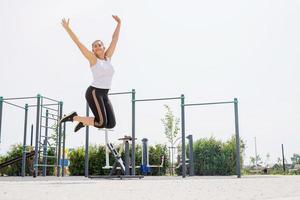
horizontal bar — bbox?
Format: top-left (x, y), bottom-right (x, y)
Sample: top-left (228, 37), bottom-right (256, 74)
top-left (48, 113), bottom-right (60, 118)
top-left (28, 103), bottom-right (59, 108)
top-left (33, 164), bottom-right (60, 167)
top-left (184, 101), bottom-right (235, 107)
top-left (134, 97), bottom-right (181, 102)
top-left (41, 116), bottom-right (58, 121)
top-left (2, 101), bottom-right (25, 109)
top-left (41, 135), bottom-right (54, 138)
top-left (41, 155), bottom-right (57, 158)
top-left (3, 96), bottom-right (37, 101)
top-left (42, 106), bottom-right (58, 112)
top-left (43, 103), bottom-right (59, 106)
top-left (42, 103), bottom-right (59, 107)
top-left (109, 91), bottom-right (133, 96)
top-left (27, 105), bottom-right (37, 108)
top-left (41, 126), bottom-right (57, 130)
top-left (42, 96), bottom-right (60, 103)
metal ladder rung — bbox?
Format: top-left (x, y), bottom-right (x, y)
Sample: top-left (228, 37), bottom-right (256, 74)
top-left (41, 125), bottom-right (57, 130)
top-left (41, 116), bottom-right (58, 121)
top-left (41, 155), bottom-right (57, 158)
top-left (47, 113), bottom-right (60, 117)
top-left (33, 164), bottom-right (60, 167)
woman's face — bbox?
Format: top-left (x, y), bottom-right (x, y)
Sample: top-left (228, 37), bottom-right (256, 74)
top-left (92, 41), bottom-right (105, 55)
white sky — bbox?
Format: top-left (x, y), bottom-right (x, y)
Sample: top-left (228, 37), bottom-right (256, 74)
top-left (0, 0), bottom-right (299, 165)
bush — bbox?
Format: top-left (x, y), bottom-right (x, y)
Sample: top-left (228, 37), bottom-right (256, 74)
top-left (68, 143), bottom-right (169, 176)
top-left (148, 144), bottom-right (169, 175)
top-left (68, 147), bottom-right (86, 175)
top-left (0, 144), bottom-right (34, 176)
top-left (68, 144), bottom-right (141, 176)
top-left (177, 135), bottom-right (245, 176)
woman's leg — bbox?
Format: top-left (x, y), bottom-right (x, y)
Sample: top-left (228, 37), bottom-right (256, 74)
top-left (73, 116), bottom-right (95, 126)
top-left (103, 95), bottom-right (116, 129)
top-left (85, 86), bottom-right (108, 128)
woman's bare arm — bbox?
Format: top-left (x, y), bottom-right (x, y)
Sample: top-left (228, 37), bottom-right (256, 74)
top-left (61, 18), bottom-right (96, 65)
top-left (105, 15), bottom-right (121, 59)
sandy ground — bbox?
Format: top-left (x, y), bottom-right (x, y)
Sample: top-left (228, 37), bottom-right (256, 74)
top-left (0, 175), bottom-right (300, 200)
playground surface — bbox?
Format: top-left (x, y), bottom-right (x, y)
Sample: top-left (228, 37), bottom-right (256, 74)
top-left (0, 175), bottom-right (300, 200)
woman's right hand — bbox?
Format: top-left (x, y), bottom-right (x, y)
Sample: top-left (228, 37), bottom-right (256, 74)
top-left (61, 18), bottom-right (70, 29)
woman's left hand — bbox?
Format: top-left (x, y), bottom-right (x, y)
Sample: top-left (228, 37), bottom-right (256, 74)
top-left (112, 15), bottom-right (121, 24)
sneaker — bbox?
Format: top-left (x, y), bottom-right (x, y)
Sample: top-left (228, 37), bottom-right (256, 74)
top-left (59, 111), bottom-right (78, 124)
top-left (74, 122), bottom-right (85, 132)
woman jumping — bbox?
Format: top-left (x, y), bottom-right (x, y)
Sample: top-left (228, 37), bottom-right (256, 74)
top-left (59, 15), bottom-right (121, 132)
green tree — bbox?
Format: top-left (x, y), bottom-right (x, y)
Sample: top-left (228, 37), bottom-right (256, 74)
top-left (161, 105), bottom-right (180, 175)
top-left (161, 105), bottom-right (180, 146)
top-left (291, 154), bottom-right (300, 165)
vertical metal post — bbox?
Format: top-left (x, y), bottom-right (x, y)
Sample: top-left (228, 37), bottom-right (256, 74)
top-left (39, 97), bottom-right (43, 149)
top-left (187, 135), bottom-right (194, 176)
top-left (34, 94), bottom-right (41, 177)
top-left (30, 124), bottom-right (34, 147)
top-left (181, 94), bottom-right (186, 178)
top-left (234, 98), bottom-right (241, 178)
top-left (168, 147), bottom-right (171, 175)
top-left (85, 102), bottom-right (89, 177)
top-left (104, 129), bottom-right (110, 168)
top-left (22, 104), bottom-right (28, 177)
top-left (141, 138), bottom-right (148, 175)
top-left (57, 101), bottom-right (63, 177)
top-left (282, 144), bottom-right (286, 172)
top-left (0, 96), bottom-right (3, 144)
top-left (125, 140), bottom-right (130, 175)
top-left (171, 146), bottom-right (175, 175)
top-left (131, 89), bottom-right (136, 175)
top-left (62, 122), bottom-right (66, 176)
top-left (42, 110), bottom-right (49, 176)
top-left (142, 138), bottom-right (148, 166)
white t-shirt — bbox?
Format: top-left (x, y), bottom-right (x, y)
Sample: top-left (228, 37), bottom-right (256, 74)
top-left (90, 58), bottom-right (115, 89)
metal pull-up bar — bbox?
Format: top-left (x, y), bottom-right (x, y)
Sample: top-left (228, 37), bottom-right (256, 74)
top-left (132, 94), bottom-right (185, 176)
top-left (134, 96), bottom-right (181, 102)
top-left (184, 100), bottom-right (235, 107)
top-left (181, 98), bottom-right (241, 178)
top-left (2, 100), bottom-right (26, 110)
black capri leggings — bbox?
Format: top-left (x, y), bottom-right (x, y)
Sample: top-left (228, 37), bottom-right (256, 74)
top-left (85, 86), bottom-right (116, 129)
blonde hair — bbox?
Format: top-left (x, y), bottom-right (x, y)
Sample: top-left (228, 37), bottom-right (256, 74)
top-left (92, 40), bottom-right (104, 47)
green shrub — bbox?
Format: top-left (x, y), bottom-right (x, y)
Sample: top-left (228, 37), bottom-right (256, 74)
top-left (148, 144), bottom-right (169, 175)
top-left (0, 144), bottom-right (34, 176)
top-left (68, 147), bottom-right (86, 175)
top-left (68, 143), bottom-right (168, 176)
top-left (177, 135), bottom-right (245, 176)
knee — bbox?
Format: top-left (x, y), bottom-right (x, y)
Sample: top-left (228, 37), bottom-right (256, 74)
top-left (94, 119), bottom-right (107, 129)
top-left (105, 121), bottom-right (116, 129)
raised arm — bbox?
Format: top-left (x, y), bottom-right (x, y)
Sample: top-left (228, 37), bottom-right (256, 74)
top-left (61, 18), bottom-right (96, 65)
top-left (105, 15), bottom-right (121, 59)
